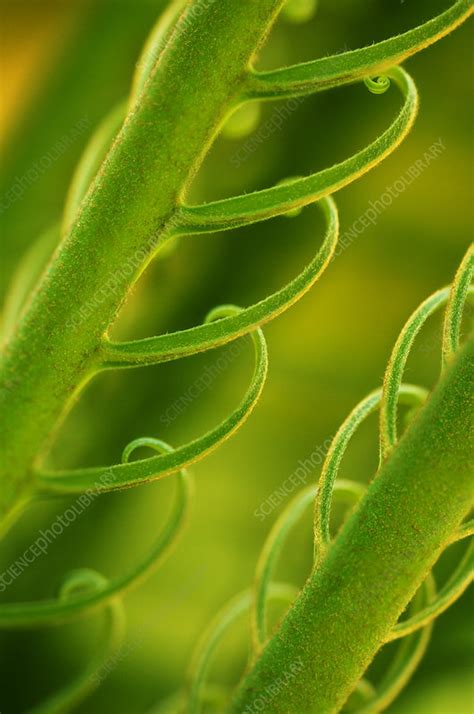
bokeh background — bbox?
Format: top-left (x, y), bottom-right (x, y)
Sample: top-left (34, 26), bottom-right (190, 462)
top-left (0, 1), bottom-right (472, 712)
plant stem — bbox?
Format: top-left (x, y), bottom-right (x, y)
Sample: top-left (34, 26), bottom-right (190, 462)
top-left (0, 0), bottom-right (285, 522)
top-left (231, 335), bottom-right (474, 714)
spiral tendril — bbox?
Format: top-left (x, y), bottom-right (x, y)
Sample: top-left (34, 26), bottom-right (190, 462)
top-left (364, 75), bottom-right (391, 95)
top-left (0, 442), bottom-right (191, 628)
top-left (180, 246), bottom-right (473, 714)
top-left (26, 569), bottom-right (125, 714)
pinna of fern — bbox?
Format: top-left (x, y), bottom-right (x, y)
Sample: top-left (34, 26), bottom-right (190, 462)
top-left (181, 245), bottom-right (473, 714)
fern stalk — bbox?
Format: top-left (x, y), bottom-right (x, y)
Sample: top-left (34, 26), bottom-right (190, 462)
top-left (231, 335), bottom-right (474, 713)
top-left (0, 0), bottom-right (286, 521)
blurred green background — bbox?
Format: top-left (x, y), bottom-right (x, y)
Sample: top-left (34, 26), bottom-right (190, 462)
top-left (0, 1), bottom-right (473, 712)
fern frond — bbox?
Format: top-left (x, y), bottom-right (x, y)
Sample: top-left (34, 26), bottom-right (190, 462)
top-left (100, 198), bottom-right (338, 368)
top-left (224, 250), bottom-right (474, 713)
top-left (0, 441), bottom-right (191, 628)
top-left (176, 68), bottom-right (417, 234)
top-left (245, 1), bottom-right (474, 99)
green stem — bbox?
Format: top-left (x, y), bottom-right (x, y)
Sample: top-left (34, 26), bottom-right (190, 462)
top-left (246, 0), bottom-right (474, 99)
top-left (0, 0), bottom-right (285, 521)
top-left (230, 335), bottom-right (474, 714)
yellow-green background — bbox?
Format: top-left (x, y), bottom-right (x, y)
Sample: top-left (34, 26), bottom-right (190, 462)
top-left (0, 1), bottom-right (472, 712)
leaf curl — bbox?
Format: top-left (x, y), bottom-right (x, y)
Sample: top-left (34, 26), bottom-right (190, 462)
top-left (99, 198), bottom-right (338, 368)
top-left (388, 541), bottom-right (474, 642)
top-left (245, 1), bottom-right (474, 99)
top-left (380, 289), bottom-right (451, 461)
top-left (174, 68), bottom-right (417, 234)
top-left (188, 583), bottom-right (298, 714)
top-left (314, 385), bottom-right (428, 559)
top-left (26, 569), bottom-right (125, 714)
top-left (442, 243), bottom-right (474, 368)
top-left (0, 442), bottom-right (191, 628)
top-left (253, 480), bottom-right (366, 653)
top-left (380, 251), bottom-right (473, 461)
top-left (36, 311), bottom-right (267, 496)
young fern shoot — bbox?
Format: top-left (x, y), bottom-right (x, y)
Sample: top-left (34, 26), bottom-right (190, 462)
top-left (187, 247), bottom-right (473, 714)
top-left (0, 1), bottom-right (472, 711)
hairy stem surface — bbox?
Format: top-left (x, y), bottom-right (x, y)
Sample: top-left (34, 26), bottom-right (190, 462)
top-left (0, 0), bottom-right (285, 519)
top-left (231, 336), bottom-right (474, 714)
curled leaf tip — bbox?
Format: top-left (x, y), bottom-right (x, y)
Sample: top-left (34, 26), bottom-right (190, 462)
top-left (364, 75), bottom-right (391, 95)
top-left (59, 569), bottom-right (108, 600)
top-left (204, 304), bottom-right (243, 323)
